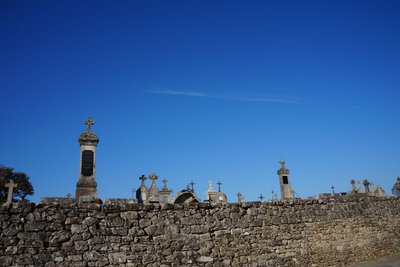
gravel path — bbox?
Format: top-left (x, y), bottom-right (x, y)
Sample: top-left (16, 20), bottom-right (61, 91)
top-left (348, 254), bottom-right (400, 267)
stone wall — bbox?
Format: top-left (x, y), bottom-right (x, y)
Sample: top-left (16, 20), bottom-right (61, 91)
top-left (1, 197), bottom-right (399, 267)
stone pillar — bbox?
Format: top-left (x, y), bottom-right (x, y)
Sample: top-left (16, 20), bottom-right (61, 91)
top-left (350, 179), bottom-right (356, 193)
top-left (136, 175), bottom-right (149, 204)
top-left (277, 160), bottom-right (292, 200)
top-left (148, 172), bottom-right (160, 204)
top-left (363, 179), bottom-right (370, 193)
top-left (75, 117), bottom-right (99, 202)
top-left (159, 178), bottom-right (172, 204)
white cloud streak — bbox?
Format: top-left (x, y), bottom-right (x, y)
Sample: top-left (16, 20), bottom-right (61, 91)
top-left (145, 90), bottom-right (298, 104)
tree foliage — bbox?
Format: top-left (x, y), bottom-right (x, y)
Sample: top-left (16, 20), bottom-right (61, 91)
top-left (0, 166), bottom-right (34, 203)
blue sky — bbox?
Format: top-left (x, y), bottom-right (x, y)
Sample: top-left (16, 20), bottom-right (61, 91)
top-left (1, 1), bottom-right (399, 203)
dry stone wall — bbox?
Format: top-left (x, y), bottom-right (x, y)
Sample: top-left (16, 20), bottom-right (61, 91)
top-left (1, 197), bottom-right (399, 267)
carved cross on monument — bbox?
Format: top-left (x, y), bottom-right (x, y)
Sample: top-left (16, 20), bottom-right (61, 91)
top-left (237, 192), bottom-right (243, 203)
top-left (84, 117), bottom-right (95, 133)
top-left (149, 173), bottom-right (158, 181)
top-left (5, 179), bottom-right (18, 204)
top-left (162, 179), bottom-right (168, 189)
top-left (217, 181), bottom-right (222, 192)
top-left (139, 175), bottom-right (147, 186)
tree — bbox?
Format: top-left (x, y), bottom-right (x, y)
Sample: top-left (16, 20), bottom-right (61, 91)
top-left (0, 165), bottom-right (34, 203)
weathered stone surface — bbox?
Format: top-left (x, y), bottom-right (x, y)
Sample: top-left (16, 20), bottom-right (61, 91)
top-left (0, 198), bottom-right (399, 266)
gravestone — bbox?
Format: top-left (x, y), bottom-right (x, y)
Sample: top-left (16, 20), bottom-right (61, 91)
top-left (5, 179), bottom-right (18, 204)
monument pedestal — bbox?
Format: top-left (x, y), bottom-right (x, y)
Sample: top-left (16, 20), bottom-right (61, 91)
top-left (75, 117), bottom-right (99, 203)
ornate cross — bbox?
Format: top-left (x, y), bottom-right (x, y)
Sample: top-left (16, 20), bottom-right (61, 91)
top-left (217, 181), bottom-right (222, 192)
top-left (5, 179), bottom-right (18, 204)
top-left (84, 117), bottom-right (95, 133)
top-left (139, 175), bottom-right (147, 185)
top-left (149, 172), bottom-right (158, 181)
top-left (279, 159), bottom-right (285, 168)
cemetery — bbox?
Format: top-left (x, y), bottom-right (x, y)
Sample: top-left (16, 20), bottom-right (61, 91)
top-left (1, 118), bottom-right (399, 266)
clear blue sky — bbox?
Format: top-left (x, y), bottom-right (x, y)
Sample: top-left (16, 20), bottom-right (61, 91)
top-left (1, 0), bottom-right (399, 203)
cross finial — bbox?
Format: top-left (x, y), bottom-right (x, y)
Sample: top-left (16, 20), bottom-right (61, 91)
top-left (258, 193), bottom-right (264, 201)
top-left (217, 181), bottom-right (222, 192)
top-left (162, 178), bottom-right (168, 188)
top-left (139, 174), bottom-right (147, 186)
top-left (66, 193), bottom-right (71, 199)
top-left (5, 179), bottom-right (18, 204)
top-left (237, 192), bottom-right (243, 203)
top-left (279, 159), bottom-right (285, 168)
top-left (189, 180), bottom-right (195, 192)
top-left (149, 172), bottom-right (158, 182)
top-left (84, 117), bottom-right (95, 133)
top-left (331, 185), bottom-right (335, 194)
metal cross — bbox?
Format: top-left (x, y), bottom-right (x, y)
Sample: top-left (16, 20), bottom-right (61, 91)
top-left (258, 193), bottom-right (264, 201)
top-left (217, 181), bottom-right (222, 192)
top-left (190, 180), bottom-right (195, 192)
top-left (84, 117), bottom-right (95, 133)
top-left (5, 179), bottom-right (18, 204)
top-left (271, 190), bottom-right (274, 199)
top-left (331, 185), bottom-right (335, 194)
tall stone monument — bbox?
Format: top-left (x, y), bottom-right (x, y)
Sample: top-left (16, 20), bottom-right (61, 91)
top-left (136, 175), bottom-right (149, 204)
top-left (277, 159), bottom-right (293, 200)
top-left (75, 117), bottom-right (99, 202)
top-left (160, 178), bottom-right (172, 204)
top-left (148, 172), bottom-right (160, 203)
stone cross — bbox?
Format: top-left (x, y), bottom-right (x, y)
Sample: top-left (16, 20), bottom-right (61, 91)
top-left (357, 180), bottom-right (363, 193)
top-left (139, 175), bottom-right (147, 186)
top-left (237, 193), bottom-right (243, 203)
top-left (162, 179), bottom-right (168, 189)
top-left (208, 180), bottom-right (213, 190)
top-left (370, 182), bottom-right (375, 194)
top-left (5, 179), bottom-right (18, 204)
top-left (149, 173), bottom-right (158, 182)
top-left (84, 117), bottom-right (95, 133)
top-left (279, 159), bottom-right (285, 168)
top-left (363, 179), bottom-right (370, 193)
top-left (350, 179), bottom-right (356, 193)
top-left (217, 181), bottom-right (222, 192)
top-left (290, 188), bottom-right (295, 199)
